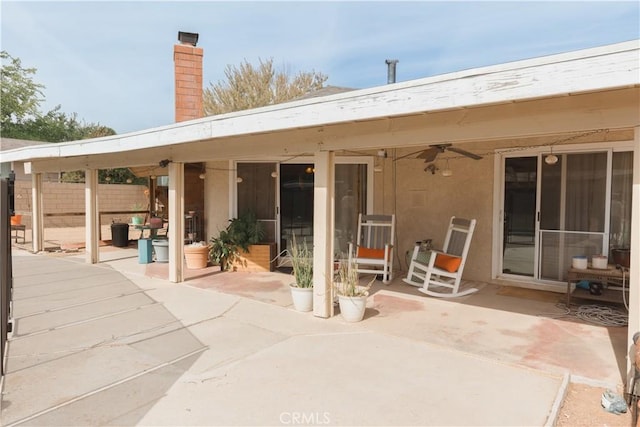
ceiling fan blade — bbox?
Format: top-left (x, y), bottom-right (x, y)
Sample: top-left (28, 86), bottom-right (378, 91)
top-left (417, 147), bottom-right (439, 162)
top-left (447, 146), bottom-right (482, 160)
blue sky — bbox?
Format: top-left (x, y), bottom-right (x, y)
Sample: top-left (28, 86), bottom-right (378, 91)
top-left (2, 1), bottom-right (639, 135)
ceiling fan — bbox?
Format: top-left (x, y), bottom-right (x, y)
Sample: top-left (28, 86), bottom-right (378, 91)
top-left (416, 144), bottom-right (482, 162)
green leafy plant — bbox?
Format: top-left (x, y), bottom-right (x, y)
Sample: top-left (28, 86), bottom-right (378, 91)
top-left (209, 229), bottom-right (240, 271)
top-left (334, 259), bottom-right (374, 297)
top-left (290, 235), bottom-right (313, 288)
top-left (209, 211), bottom-right (265, 271)
top-left (227, 211), bottom-right (265, 251)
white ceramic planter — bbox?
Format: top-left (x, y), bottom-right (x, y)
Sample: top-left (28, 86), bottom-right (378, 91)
top-left (152, 239), bottom-right (169, 263)
top-left (572, 256), bottom-right (587, 269)
top-left (338, 294), bottom-right (368, 322)
top-left (592, 255), bottom-right (608, 269)
top-left (290, 286), bottom-right (313, 312)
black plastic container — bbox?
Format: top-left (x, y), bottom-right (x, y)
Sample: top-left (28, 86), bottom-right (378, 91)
top-left (111, 223), bottom-right (129, 247)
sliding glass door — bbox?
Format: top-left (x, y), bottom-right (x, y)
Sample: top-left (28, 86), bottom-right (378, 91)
top-left (502, 157), bottom-right (537, 276)
top-left (335, 163), bottom-right (368, 256)
top-left (237, 160), bottom-right (370, 261)
top-left (237, 162), bottom-right (278, 242)
top-left (500, 149), bottom-right (633, 284)
top-left (279, 164), bottom-right (315, 252)
top-left (539, 152), bottom-right (608, 281)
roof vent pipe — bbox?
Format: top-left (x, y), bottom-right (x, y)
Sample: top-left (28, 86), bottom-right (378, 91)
top-left (385, 59), bottom-right (399, 84)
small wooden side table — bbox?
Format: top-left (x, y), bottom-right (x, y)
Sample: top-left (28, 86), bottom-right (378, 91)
top-left (566, 264), bottom-right (628, 306)
top-left (11, 224), bottom-right (26, 243)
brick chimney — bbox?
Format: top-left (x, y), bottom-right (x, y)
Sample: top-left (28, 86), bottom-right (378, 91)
top-left (174, 31), bottom-right (203, 122)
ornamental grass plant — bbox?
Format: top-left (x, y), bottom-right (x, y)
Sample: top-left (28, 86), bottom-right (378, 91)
top-left (334, 259), bottom-right (374, 297)
top-left (290, 235), bottom-right (313, 288)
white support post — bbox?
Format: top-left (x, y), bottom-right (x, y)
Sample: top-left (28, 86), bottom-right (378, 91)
top-left (168, 162), bottom-right (184, 283)
top-left (85, 169), bottom-right (99, 264)
top-left (628, 126), bottom-right (640, 389)
top-left (313, 151), bottom-right (335, 318)
top-left (31, 173), bottom-right (44, 253)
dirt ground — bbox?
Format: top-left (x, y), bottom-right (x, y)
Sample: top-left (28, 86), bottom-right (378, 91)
top-left (557, 383), bottom-right (634, 426)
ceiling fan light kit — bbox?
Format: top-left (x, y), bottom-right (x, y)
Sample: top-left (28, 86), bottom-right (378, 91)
top-left (441, 159), bottom-right (453, 177)
top-left (545, 154), bottom-right (559, 165)
top-left (417, 144), bottom-right (482, 163)
top-left (424, 164), bottom-right (438, 174)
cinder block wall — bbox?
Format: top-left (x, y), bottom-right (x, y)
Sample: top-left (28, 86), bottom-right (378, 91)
top-left (13, 181), bottom-right (148, 228)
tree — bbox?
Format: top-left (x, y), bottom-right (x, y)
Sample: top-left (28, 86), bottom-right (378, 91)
top-left (203, 58), bottom-right (327, 115)
top-left (1, 51), bottom-right (138, 184)
top-left (1, 51), bottom-right (116, 142)
top-left (6, 106), bottom-right (116, 143)
top-left (1, 51), bottom-right (45, 129)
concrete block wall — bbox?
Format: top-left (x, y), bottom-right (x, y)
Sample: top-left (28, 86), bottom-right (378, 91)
top-left (13, 181), bottom-right (148, 228)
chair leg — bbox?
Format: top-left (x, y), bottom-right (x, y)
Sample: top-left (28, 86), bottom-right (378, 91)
top-left (422, 270), bottom-right (433, 292)
top-left (382, 258), bottom-right (390, 284)
top-left (382, 269), bottom-right (390, 284)
top-left (405, 246), bottom-right (419, 282)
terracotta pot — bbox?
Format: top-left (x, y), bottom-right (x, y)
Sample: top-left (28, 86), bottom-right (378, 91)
top-left (184, 245), bottom-right (210, 269)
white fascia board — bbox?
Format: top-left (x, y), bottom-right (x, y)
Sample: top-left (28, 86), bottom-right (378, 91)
top-left (2, 40), bottom-right (638, 164)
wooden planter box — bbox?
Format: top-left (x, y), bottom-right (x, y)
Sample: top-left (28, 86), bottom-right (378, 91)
top-left (234, 243), bottom-right (277, 272)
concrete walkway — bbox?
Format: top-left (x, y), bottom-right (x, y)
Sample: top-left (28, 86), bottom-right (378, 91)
top-left (1, 248), bottom-right (605, 426)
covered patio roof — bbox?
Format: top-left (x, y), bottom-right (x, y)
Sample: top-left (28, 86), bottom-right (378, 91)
top-left (2, 40), bottom-right (638, 173)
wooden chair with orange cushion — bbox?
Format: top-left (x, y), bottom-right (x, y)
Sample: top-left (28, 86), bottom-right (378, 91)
top-left (348, 214), bottom-right (395, 284)
top-left (403, 216), bottom-right (477, 297)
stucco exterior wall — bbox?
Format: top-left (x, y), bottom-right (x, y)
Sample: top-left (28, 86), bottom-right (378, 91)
top-left (204, 161), bottom-right (231, 242)
top-left (388, 149), bottom-right (494, 282)
top-left (375, 129), bottom-right (635, 283)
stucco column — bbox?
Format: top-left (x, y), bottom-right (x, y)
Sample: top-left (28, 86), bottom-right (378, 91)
top-left (628, 126), bottom-right (640, 389)
top-left (85, 169), bottom-right (99, 264)
top-left (31, 173), bottom-right (44, 253)
top-left (313, 151), bottom-right (335, 318)
top-left (168, 162), bottom-right (184, 283)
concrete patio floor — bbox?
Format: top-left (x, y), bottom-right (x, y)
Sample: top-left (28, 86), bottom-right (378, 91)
top-left (1, 242), bottom-right (631, 426)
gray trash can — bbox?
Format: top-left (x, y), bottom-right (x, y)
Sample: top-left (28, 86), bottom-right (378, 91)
top-left (111, 223), bottom-right (129, 247)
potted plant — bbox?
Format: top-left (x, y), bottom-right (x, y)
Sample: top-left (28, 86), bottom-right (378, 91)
top-left (229, 212), bottom-right (275, 272)
top-left (289, 235), bottom-right (313, 312)
top-left (209, 229), bottom-right (240, 271)
top-left (209, 212), bottom-right (258, 272)
top-left (131, 202), bottom-right (145, 225)
top-left (334, 259), bottom-right (374, 322)
top-left (227, 211), bottom-right (264, 249)
top-left (184, 241), bottom-right (211, 269)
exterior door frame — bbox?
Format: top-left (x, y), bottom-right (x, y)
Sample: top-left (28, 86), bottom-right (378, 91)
top-left (493, 139), bottom-right (634, 289)
top-left (231, 156), bottom-right (374, 260)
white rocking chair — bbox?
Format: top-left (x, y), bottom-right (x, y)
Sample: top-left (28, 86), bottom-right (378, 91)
top-left (403, 216), bottom-right (477, 297)
top-left (348, 214), bottom-right (395, 284)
